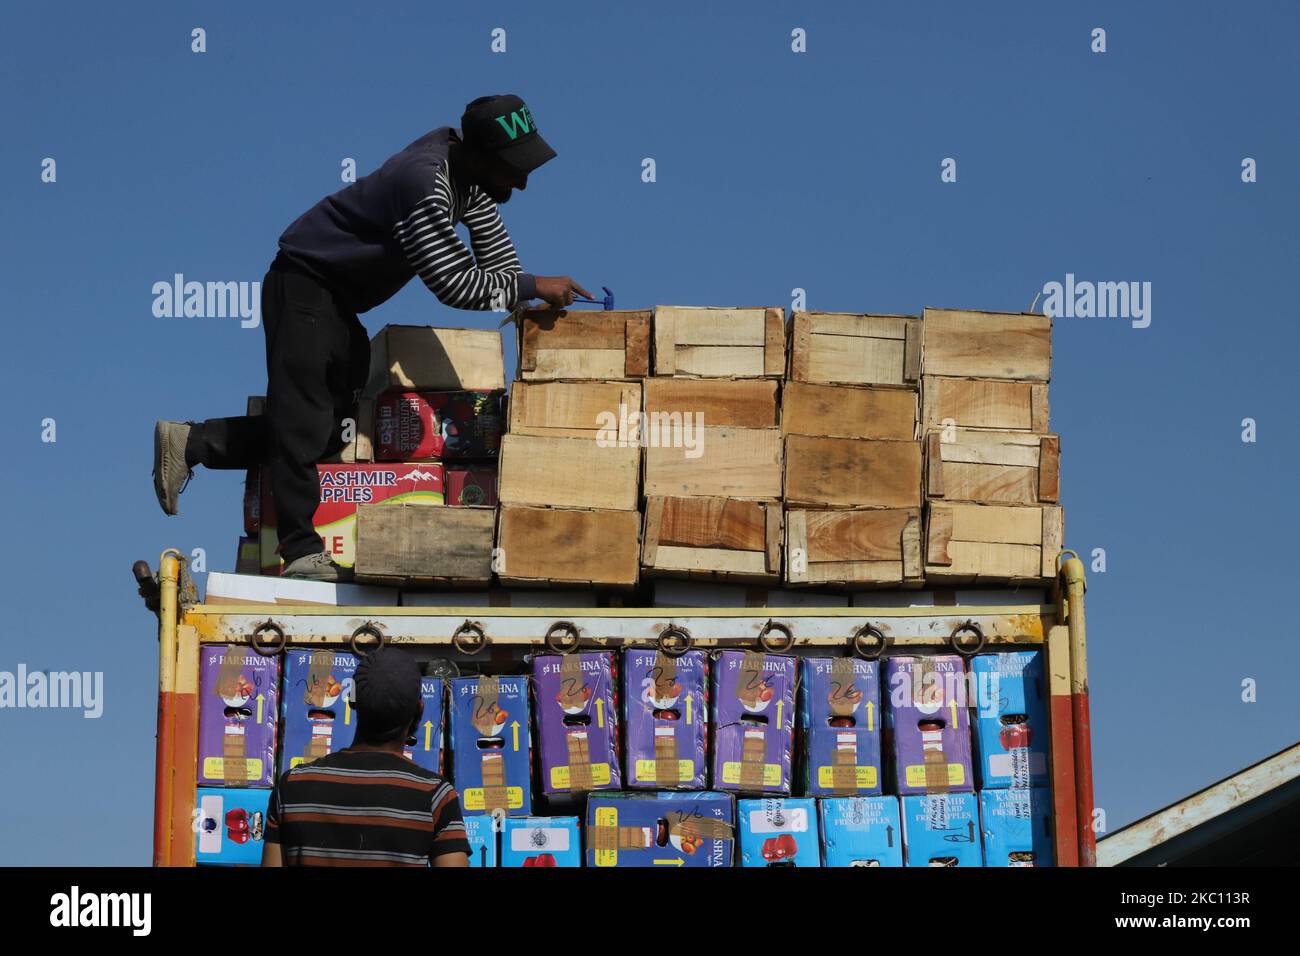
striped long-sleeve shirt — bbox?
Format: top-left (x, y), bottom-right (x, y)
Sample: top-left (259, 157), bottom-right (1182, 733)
top-left (277, 127), bottom-right (537, 315)
top-left (265, 749), bottom-right (471, 866)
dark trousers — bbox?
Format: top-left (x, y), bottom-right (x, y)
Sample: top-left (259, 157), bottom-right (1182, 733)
top-left (188, 258), bottom-right (370, 565)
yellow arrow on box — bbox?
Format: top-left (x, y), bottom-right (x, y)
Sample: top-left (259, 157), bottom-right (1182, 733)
top-left (345, 699), bottom-right (352, 726)
top-left (776, 699), bottom-right (784, 729)
top-left (949, 700), bottom-right (958, 729)
top-left (596, 698), bottom-right (604, 729)
top-left (653, 857), bottom-right (684, 866)
top-left (424, 720), bottom-right (434, 751)
top-left (511, 721), bottom-right (520, 751)
top-left (865, 702), bottom-right (874, 732)
top-left (256, 694), bottom-right (264, 724)
top-left (686, 694), bottom-right (693, 725)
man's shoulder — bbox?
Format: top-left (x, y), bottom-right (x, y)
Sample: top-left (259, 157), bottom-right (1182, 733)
top-left (385, 129), bottom-right (453, 193)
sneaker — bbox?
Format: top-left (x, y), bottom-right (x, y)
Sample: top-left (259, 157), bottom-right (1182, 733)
top-left (282, 552), bottom-right (354, 583)
top-left (153, 421), bottom-right (195, 516)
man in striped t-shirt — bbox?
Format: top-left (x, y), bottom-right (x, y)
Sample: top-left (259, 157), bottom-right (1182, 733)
top-left (154, 94), bottom-right (590, 582)
top-left (262, 649), bottom-right (470, 867)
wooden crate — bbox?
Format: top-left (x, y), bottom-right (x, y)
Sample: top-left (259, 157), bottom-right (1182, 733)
top-left (783, 434), bottom-right (921, 509)
top-left (653, 306), bottom-right (785, 377)
top-left (365, 325), bottom-right (505, 393)
top-left (925, 431), bottom-right (1060, 506)
top-left (496, 505), bottom-right (640, 587)
top-left (508, 381), bottom-right (642, 440)
top-left (782, 381), bottom-right (917, 442)
top-left (785, 508), bottom-right (922, 588)
top-left (642, 496), bottom-right (781, 584)
top-left (921, 375), bottom-right (1049, 433)
top-left (518, 309), bottom-right (651, 381)
top-left (924, 502), bottom-right (1063, 585)
top-left (789, 312), bottom-right (919, 387)
top-left (643, 378), bottom-right (778, 426)
top-left (920, 308), bottom-right (1052, 382)
top-left (498, 433), bottom-right (639, 511)
top-left (354, 504), bottom-right (495, 587)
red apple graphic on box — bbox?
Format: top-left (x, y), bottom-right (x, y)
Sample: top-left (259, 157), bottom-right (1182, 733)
top-left (999, 723), bottom-right (1032, 751)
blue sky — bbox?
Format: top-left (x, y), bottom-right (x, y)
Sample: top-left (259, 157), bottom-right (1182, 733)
top-left (2, 1), bottom-right (1297, 864)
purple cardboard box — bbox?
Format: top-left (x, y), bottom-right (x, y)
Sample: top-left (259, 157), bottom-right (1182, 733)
top-left (623, 649), bottom-right (709, 789)
top-left (198, 645), bottom-right (279, 788)
top-left (799, 657), bottom-right (883, 796)
top-left (711, 650), bottom-right (796, 794)
top-left (885, 655), bottom-right (973, 795)
top-left (531, 652), bottom-right (622, 794)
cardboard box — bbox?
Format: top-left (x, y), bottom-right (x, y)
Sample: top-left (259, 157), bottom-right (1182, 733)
top-left (259, 463), bottom-right (445, 573)
top-left (403, 676), bottom-right (445, 775)
top-left (531, 652), bottom-right (621, 794)
top-left (372, 390), bottom-right (504, 461)
top-left (445, 466), bottom-right (498, 506)
top-left (498, 433), bottom-right (639, 511)
top-left (500, 816), bottom-right (582, 867)
top-left (586, 791), bottom-right (736, 867)
top-left (366, 324), bottom-right (505, 394)
top-left (926, 430), bottom-right (1060, 506)
top-left (650, 580), bottom-right (850, 608)
top-left (235, 536), bottom-right (260, 575)
top-left (924, 502), bottom-right (1064, 585)
top-left (518, 308), bottom-right (651, 381)
top-left (971, 651), bottom-right (1050, 790)
top-left (885, 655), bottom-right (973, 795)
top-left (785, 508), bottom-right (923, 588)
top-left (902, 793), bottom-right (982, 866)
top-left (198, 645), bottom-right (279, 788)
top-left (195, 787), bottom-right (271, 866)
top-left (711, 650), bottom-right (796, 794)
top-left (642, 378), bottom-right (782, 499)
top-left (782, 381), bottom-right (918, 442)
top-left (204, 571), bottom-right (399, 608)
top-left (789, 312), bottom-right (919, 388)
top-left (819, 796), bottom-right (904, 867)
top-left (508, 380), bottom-right (642, 440)
top-left (463, 815), bottom-right (496, 868)
top-left (784, 435), bottom-right (921, 509)
top-left (496, 505), bottom-right (640, 587)
top-left (799, 658), bottom-right (882, 796)
top-left (279, 649), bottom-right (359, 769)
top-left (623, 648), bottom-right (709, 789)
top-left (449, 675), bottom-right (532, 816)
top-left (980, 788), bottom-right (1054, 866)
top-left (354, 503), bottom-right (495, 587)
top-left (738, 798), bottom-right (821, 867)
top-left (653, 305), bottom-right (785, 377)
top-left (642, 496), bottom-right (781, 584)
top-left (920, 308), bottom-right (1052, 382)
top-left (921, 375), bottom-right (1050, 433)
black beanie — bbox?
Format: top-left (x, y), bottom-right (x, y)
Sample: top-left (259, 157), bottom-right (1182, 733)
top-left (352, 648), bottom-right (422, 740)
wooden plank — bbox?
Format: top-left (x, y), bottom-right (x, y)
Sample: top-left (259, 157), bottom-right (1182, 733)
top-left (765, 504), bottom-right (782, 573)
top-left (651, 546), bottom-right (770, 575)
top-left (801, 312), bottom-right (911, 339)
top-left (926, 432), bottom-right (944, 498)
top-left (782, 382), bottom-right (916, 441)
top-left (790, 318), bottom-right (812, 382)
top-left (644, 427), bottom-right (783, 499)
top-left (498, 434), bottom-right (639, 510)
top-left (807, 335), bottom-right (905, 386)
top-left (1039, 435), bottom-right (1061, 502)
top-left (785, 509), bottom-right (809, 584)
top-left (938, 462), bottom-right (1038, 505)
top-left (644, 378), bottom-right (778, 427)
top-left (948, 502), bottom-right (1042, 545)
top-left (655, 496), bottom-right (770, 551)
top-left (523, 349), bottom-right (627, 381)
top-left (946, 542), bottom-right (1042, 577)
top-left (656, 306), bottom-right (769, 346)
top-left (354, 504), bottom-right (494, 586)
top-left (366, 325), bottom-right (505, 393)
top-left (641, 496), bottom-right (665, 566)
top-left (783, 435), bottom-right (921, 509)
top-left (1041, 506), bottom-right (1064, 578)
top-left (654, 306), bottom-right (676, 375)
top-left (1030, 384), bottom-right (1051, 432)
top-left (903, 320), bottom-right (921, 384)
top-left (764, 308), bottom-right (786, 376)
top-left (901, 514), bottom-right (922, 581)
top-left (509, 381), bottom-right (641, 440)
top-left (804, 509), bottom-right (916, 562)
top-left (926, 505), bottom-right (954, 565)
top-left (625, 313), bottom-right (651, 377)
top-left (520, 310), bottom-right (632, 349)
top-left (497, 505), bottom-right (639, 586)
top-left (672, 346), bottom-right (766, 378)
top-left (934, 431), bottom-right (1043, 467)
top-left (921, 376), bottom-right (1043, 432)
top-left (921, 308), bottom-right (1052, 381)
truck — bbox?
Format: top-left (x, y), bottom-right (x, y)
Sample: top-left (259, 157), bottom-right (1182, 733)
top-left (137, 549), bottom-right (1096, 867)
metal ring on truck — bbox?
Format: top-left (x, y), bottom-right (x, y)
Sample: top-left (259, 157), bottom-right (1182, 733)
top-left (656, 625), bottom-right (694, 657)
top-left (948, 620), bottom-right (986, 656)
top-left (851, 623), bottom-right (892, 660)
top-left (251, 620), bottom-right (287, 656)
top-left (451, 620), bottom-right (487, 656)
top-left (545, 621), bottom-right (581, 654)
top-left (349, 622), bottom-right (385, 656)
top-left (757, 620), bottom-right (795, 654)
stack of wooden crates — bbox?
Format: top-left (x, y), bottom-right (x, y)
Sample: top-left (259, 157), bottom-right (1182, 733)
top-left (919, 308), bottom-right (1061, 585)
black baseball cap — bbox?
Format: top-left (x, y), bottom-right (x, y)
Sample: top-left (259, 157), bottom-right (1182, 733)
top-left (460, 94), bottom-right (557, 173)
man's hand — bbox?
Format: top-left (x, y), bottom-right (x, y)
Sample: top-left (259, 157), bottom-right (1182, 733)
top-left (534, 276), bottom-right (593, 309)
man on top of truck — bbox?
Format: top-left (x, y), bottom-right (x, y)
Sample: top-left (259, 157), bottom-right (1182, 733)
top-left (152, 93), bottom-right (591, 581)
top-left (262, 648), bottom-right (470, 867)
